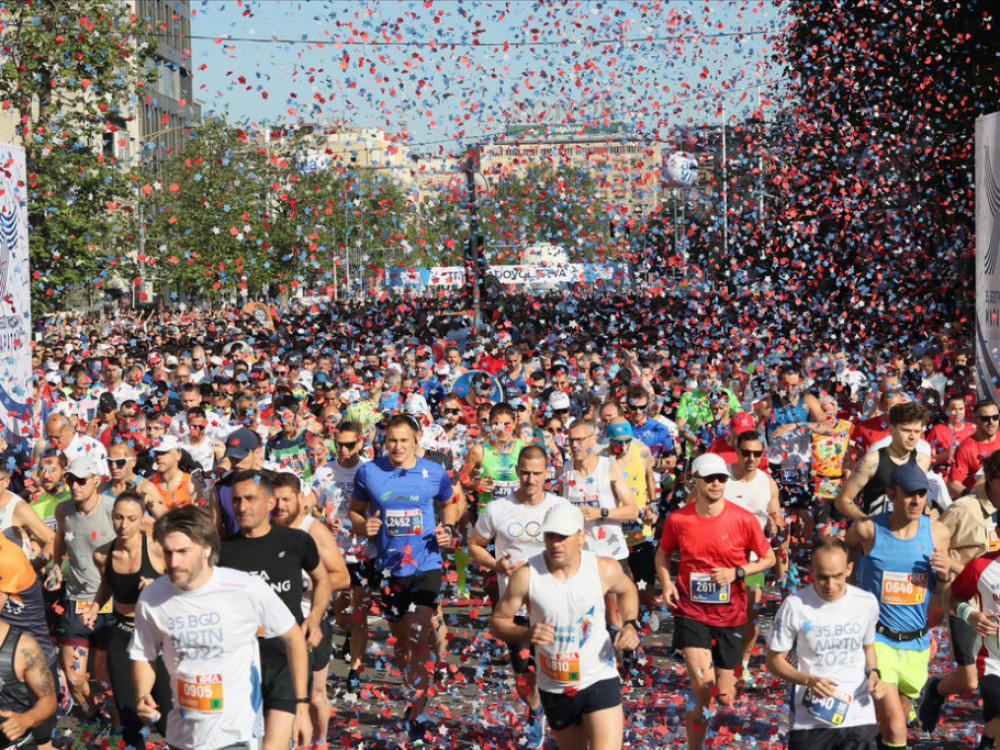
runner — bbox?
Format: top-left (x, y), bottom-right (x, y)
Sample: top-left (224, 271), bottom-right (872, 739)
top-left (0, 616), bottom-right (57, 750)
top-left (348, 414), bottom-right (459, 742)
top-left (845, 464), bottom-right (952, 750)
top-left (722, 430), bottom-right (783, 686)
top-left (766, 537), bottom-right (886, 750)
top-left (489, 503), bottom-right (640, 750)
top-left (130, 504), bottom-right (312, 750)
top-left (219, 470), bottom-right (332, 750)
top-left (469, 445), bottom-right (570, 749)
top-left (948, 399), bottom-right (1000, 496)
top-left (655, 452), bottom-right (775, 750)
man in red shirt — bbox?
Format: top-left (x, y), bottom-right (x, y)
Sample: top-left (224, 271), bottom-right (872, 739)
top-left (655, 453), bottom-right (774, 750)
top-left (928, 394), bottom-right (976, 477)
top-left (948, 399), bottom-right (1000, 496)
top-left (708, 412), bottom-right (768, 468)
top-left (849, 389), bottom-right (906, 465)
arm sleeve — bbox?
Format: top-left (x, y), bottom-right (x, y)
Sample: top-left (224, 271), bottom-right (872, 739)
top-left (128, 599), bottom-right (161, 662)
top-left (352, 463), bottom-right (370, 504)
top-left (952, 557), bottom-right (989, 602)
top-left (949, 444), bottom-right (971, 484)
top-left (658, 515), bottom-right (677, 553)
top-left (436, 465), bottom-right (454, 504)
top-left (744, 516), bottom-right (771, 560)
top-left (767, 596), bottom-right (798, 652)
top-left (250, 575), bottom-right (297, 638)
top-left (473, 505), bottom-right (496, 541)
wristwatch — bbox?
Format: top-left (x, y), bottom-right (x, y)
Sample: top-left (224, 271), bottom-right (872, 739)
top-left (734, 566), bottom-right (746, 581)
top-left (623, 618), bottom-right (642, 633)
top-left (601, 508), bottom-right (609, 519)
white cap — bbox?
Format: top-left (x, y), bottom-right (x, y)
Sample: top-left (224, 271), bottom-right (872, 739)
top-left (539, 503), bottom-right (585, 536)
top-left (66, 454), bottom-right (104, 479)
top-left (153, 435), bottom-right (181, 453)
top-left (691, 453), bottom-right (730, 479)
top-left (548, 392), bottom-right (571, 410)
top-left (404, 393), bottom-right (430, 417)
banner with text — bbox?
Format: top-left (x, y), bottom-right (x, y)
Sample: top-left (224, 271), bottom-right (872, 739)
top-left (976, 111), bottom-right (1000, 403)
top-left (385, 263), bottom-right (627, 288)
top-left (0, 144), bottom-right (32, 442)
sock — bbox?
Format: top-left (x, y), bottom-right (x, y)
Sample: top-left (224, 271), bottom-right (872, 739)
top-left (877, 739), bottom-right (906, 750)
top-left (741, 659), bottom-right (750, 671)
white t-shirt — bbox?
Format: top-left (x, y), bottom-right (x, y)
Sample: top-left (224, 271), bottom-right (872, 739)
top-left (129, 566), bottom-right (297, 750)
top-left (311, 458), bottom-right (369, 563)
top-left (473, 492), bottom-right (568, 597)
top-left (768, 583), bottom-right (879, 731)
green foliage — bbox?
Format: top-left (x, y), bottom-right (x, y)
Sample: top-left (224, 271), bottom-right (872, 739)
top-left (0, 0), bottom-right (157, 312)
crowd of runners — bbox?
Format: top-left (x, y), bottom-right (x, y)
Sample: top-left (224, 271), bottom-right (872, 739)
top-left (0, 291), bottom-right (998, 750)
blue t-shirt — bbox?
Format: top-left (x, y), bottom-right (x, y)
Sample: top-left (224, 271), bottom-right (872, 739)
top-left (353, 456), bottom-right (453, 577)
top-left (632, 418), bottom-right (675, 457)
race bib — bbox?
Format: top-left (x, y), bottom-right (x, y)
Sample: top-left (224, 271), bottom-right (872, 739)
top-left (177, 673), bottom-right (223, 713)
top-left (690, 572), bottom-right (730, 604)
top-left (539, 651), bottom-right (581, 683)
top-left (75, 599), bottom-right (113, 615)
top-left (491, 481), bottom-right (517, 501)
top-left (880, 571), bottom-right (927, 605)
top-left (988, 522), bottom-right (1000, 552)
top-left (385, 508), bottom-right (423, 537)
top-left (815, 477), bottom-right (842, 500)
top-left (621, 519), bottom-right (642, 532)
top-left (573, 495), bottom-right (601, 508)
top-left (803, 687), bottom-right (852, 726)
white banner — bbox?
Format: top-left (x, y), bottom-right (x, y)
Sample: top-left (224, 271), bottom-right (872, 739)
top-left (976, 111), bottom-right (1000, 404)
top-left (0, 144), bottom-right (31, 440)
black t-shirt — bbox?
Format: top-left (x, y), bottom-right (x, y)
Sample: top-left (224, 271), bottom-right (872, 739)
top-left (219, 524), bottom-right (320, 624)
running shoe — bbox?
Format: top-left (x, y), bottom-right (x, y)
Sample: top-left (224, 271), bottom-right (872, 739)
top-left (524, 707), bottom-right (547, 749)
top-left (917, 676), bottom-right (945, 733)
top-left (739, 668), bottom-right (757, 690)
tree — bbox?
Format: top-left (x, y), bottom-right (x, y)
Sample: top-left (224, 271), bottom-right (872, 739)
top-left (0, 1), bottom-right (157, 311)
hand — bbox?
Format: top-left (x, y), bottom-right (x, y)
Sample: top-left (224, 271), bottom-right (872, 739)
top-left (867, 672), bottom-right (888, 699)
top-left (433, 523), bottom-right (453, 548)
top-left (325, 516), bottom-right (342, 535)
top-left (804, 674), bottom-right (839, 698)
top-left (930, 550), bottom-right (951, 579)
top-left (291, 704), bottom-right (312, 750)
top-left (79, 603), bottom-right (99, 630)
top-left (643, 506), bottom-right (658, 525)
top-left (662, 581), bottom-right (680, 609)
top-left (302, 616), bottom-right (322, 649)
top-left (614, 623), bottom-right (641, 651)
top-left (44, 566), bottom-right (62, 591)
top-left (580, 506), bottom-right (602, 522)
top-left (479, 477), bottom-right (495, 493)
top-left (528, 623), bottom-right (555, 645)
top-left (710, 567), bottom-right (737, 585)
top-left (0, 710), bottom-right (31, 740)
top-left (136, 693), bottom-right (160, 723)
top-left (137, 576), bottom-right (155, 591)
top-left (365, 511), bottom-right (382, 537)
top-left (972, 611), bottom-right (1000, 638)
top-left (494, 553), bottom-right (526, 577)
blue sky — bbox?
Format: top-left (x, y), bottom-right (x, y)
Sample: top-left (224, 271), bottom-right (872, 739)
top-left (187, 0), bottom-right (786, 152)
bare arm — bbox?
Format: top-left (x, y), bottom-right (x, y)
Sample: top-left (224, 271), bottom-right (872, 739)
top-left (302, 562), bottom-right (333, 649)
top-left (835, 451), bottom-right (878, 521)
top-left (843, 517), bottom-right (876, 556)
top-left (489, 565), bottom-right (552, 645)
top-left (309, 521), bottom-right (350, 591)
top-left (278, 623), bottom-right (312, 750)
top-left (13, 503), bottom-right (55, 562)
top-left (607, 461), bottom-right (638, 521)
top-left (598, 556), bottom-right (641, 650)
top-left (1, 634), bottom-right (56, 741)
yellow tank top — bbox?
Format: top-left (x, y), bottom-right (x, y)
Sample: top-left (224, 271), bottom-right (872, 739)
top-left (620, 443), bottom-right (652, 546)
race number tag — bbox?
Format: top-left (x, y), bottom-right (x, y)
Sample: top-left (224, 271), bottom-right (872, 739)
top-left (75, 599), bottom-right (113, 615)
top-left (177, 673), bottom-right (223, 713)
top-left (539, 651), bottom-right (581, 683)
top-left (803, 687), bottom-right (852, 725)
top-left (621, 519), bottom-right (642, 533)
top-left (491, 481), bottom-right (517, 502)
top-left (988, 521), bottom-right (1000, 552)
top-left (385, 508), bottom-right (423, 537)
top-left (816, 477), bottom-right (842, 500)
top-left (690, 572), bottom-right (730, 604)
top-left (880, 571), bottom-right (927, 605)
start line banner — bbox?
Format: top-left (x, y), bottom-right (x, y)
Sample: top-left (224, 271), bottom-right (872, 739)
top-left (385, 263), bottom-right (627, 288)
top-left (976, 110), bottom-right (1000, 404)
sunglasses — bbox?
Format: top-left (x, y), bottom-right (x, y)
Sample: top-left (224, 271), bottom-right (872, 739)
top-left (66, 474), bottom-right (91, 485)
top-left (336, 441), bottom-right (358, 450)
top-left (698, 474), bottom-right (728, 484)
top-left (740, 449), bottom-right (763, 458)
top-left (108, 458), bottom-right (129, 468)
top-left (979, 414), bottom-right (1000, 422)
top-left (443, 408), bottom-right (462, 416)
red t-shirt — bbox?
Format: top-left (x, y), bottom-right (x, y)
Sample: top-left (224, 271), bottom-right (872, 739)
top-left (658, 501), bottom-right (771, 627)
top-left (851, 415), bottom-right (889, 456)
top-left (927, 422), bottom-right (976, 472)
top-left (949, 433), bottom-right (1000, 489)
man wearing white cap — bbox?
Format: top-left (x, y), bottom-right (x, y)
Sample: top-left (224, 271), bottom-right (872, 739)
top-left (50, 453), bottom-right (117, 738)
top-left (491, 503), bottom-right (639, 750)
top-left (655, 452), bottom-right (775, 750)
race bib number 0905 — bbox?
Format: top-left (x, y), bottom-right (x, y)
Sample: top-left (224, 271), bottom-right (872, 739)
top-left (177, 673), bottom-right (223, 713)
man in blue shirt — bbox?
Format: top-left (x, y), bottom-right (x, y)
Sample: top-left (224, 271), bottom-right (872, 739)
top-left (349, 414), bottom-right (459, 743)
